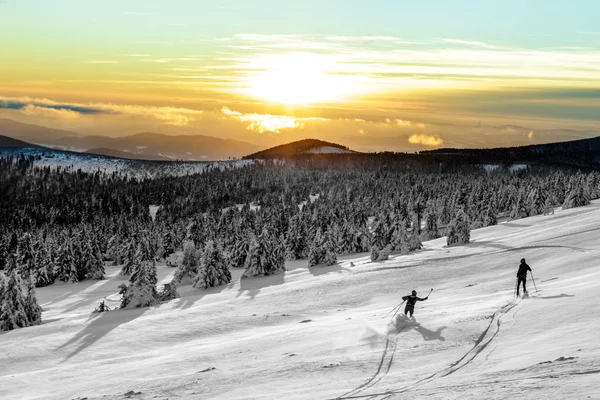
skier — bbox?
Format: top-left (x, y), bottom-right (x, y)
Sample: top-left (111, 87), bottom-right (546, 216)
top-left (516, 258), bottom-right (532, 297)
top-left (402, 290), bottom-right (428, 318)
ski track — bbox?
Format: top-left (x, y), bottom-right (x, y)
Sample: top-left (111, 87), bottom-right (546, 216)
top-left (333, 298), bottom-right (524, 400)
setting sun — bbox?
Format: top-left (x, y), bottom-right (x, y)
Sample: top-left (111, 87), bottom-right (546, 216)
top-left (242, 53), bottom-right (356, 106)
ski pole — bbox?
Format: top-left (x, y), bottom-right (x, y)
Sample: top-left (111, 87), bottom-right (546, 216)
top-left (383, 300), bottom-right (405, 319)
top-left (427, 288), bottom-right (434, 298)
top-left (530, 271), bottom-right (538, 293)
top-left (514, 278), bottom-right (518, 298)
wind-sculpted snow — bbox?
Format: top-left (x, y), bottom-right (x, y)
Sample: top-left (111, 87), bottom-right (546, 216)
top-left (2, 201), bottom-right (600, 399)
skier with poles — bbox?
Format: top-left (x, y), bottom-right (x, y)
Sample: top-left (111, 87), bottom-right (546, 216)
top-left (401, 289), bottom-right (430, 318)
top-left (516, 258), bottom-right (532, 298)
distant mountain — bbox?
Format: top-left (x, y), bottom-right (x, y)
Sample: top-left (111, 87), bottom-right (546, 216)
top-left (84, 148), bottom-right (171, 161)
top-left (0, 119), bottom-right (264, 161)
top-left (244, 139), bottom-right (357, 159)
top-left (0, 135), bottom-right (42, 148)
top-left (0, 118), bottom-right (80, 143)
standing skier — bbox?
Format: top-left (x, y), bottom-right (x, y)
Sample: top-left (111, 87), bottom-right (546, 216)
top-left (402, 290), bottom-right (428, 318)
top-left (516, 258), bottom-right (532, 297)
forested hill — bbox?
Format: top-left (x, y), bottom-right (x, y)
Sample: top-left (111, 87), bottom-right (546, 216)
top-left (0, 135), bottom-right (42, 148)
top-left (243, 139), bottom-right (357, 159)
top-left (420, 135), bottom-right (600, 169)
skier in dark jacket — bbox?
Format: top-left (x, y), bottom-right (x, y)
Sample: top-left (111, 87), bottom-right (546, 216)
top-left (516, 258), bottom-right (532, 297)
top-left (402, 290), bottom-right (428, 318)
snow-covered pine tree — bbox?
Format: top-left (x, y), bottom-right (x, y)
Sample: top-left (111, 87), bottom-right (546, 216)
top-left (120, 238), bottom-right (138, 276)
top-left (307, 228), bottom-right (325, 267)
top-left (423, 210), bottom-right (440, 240)
top-left (284, 213), bottom-right (308, 260)
top-left (370, 245), bottom-right (380, 262)
top-left (173, 240), bottom-right (201, 284)
top-left (158, 281), bottom-right (180, 301)
top-left (322, 237), bottom-right (338, 266)
top-left (229, 232), bottom-right (250, 268)
top-left (408, 229), bottom-right (422, 252)
top-left (193, 240), bottom-right (232, 289)
top-left (482, 198), bottom-right (498, 227)
top-left (241, 229), bottom-right (285, 278)
top-left (24, 278), bottom-right (42, 326)
top-left (562, 184), bottom-right (590, 209)
top-left (54, 242), bottom-right (78, 283)
top-left (15, 233), bottom-right (36, 282)
top-left (34, 243), bottom-right (55, 287)
top-left (0, 271), bottom-right (29, 331)
top-left (446, 208), bottom-right (471, 246)
top-left (119, 260), bottom-right (160, 308)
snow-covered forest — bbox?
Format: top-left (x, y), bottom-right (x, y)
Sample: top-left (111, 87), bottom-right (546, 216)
top-left (1, 153), bottom-right (598, 319)
top-left (1, 149), bottom-right (600, 397)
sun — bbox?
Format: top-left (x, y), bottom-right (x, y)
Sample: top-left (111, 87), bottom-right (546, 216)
top-left (243, 53), bottom-right (351, 106)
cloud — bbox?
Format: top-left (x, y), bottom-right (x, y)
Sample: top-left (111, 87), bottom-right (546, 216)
top-left (0, 97), bottom-right (203, 126)
top-left (221, 106), bottom-right (327, 134)
top-left (408, 134), bottom-right (444, 146)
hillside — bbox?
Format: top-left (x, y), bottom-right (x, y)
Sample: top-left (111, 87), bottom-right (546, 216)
top-left (0, 134), bottom-right (41, 148)
top-left (84, 148), bottom-right (171, 161)
top-left (421, 135), bottom-right (600, 169)
top-left (0, 118), bottom-right (80, 143)
top-left (2, 201), bottom-right (600, 399)
top-left (243, 138), bottom-right (357, 159)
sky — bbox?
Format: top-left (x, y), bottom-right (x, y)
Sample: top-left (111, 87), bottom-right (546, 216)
top-left (1, 0), bottom-right (600, 150)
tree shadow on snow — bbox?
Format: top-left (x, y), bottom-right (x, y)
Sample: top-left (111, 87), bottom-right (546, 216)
top-left (530, 293), bottom-right (575, 300)
top-left (174, 281), bottom-right (234, 310)
top-left (236, 272), bottom-right (285, 300)
top-left (56, 307), bottom-right (149, 362)
top-left (466, 240), bottom-right (513, 251)
top-left (308, 262), bottom-right (350, 277)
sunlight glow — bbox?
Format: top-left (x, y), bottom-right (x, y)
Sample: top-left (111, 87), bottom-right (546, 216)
top-left (242, 53), bottom-right (359, 106)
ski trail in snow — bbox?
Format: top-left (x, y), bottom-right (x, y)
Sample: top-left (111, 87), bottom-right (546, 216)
top-left (333, 299), bottom-right (524, 399)
top-left (336, 322), bottom-right (409, 399)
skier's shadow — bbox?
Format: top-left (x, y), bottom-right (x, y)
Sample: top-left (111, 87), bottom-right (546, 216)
top-left (389, 318), bottom-right (447, 341)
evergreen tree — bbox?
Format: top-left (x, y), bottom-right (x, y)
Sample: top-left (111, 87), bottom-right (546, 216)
top-left (193, 240), bottom-right (232, 289)
top-left (229, 232), bottom-right (250, 268)
top-left (24, 278), bottom-right (42, 326)
top-left (446, 208), bottom-right (471, 246)
top-left (119, 261), bottom-right (160, 308)
top-left (54, 242), bottom-right (78, 282)
top-left (0, 271), bottom-right (29, 331)
top-left (173, 240), bottom-right (201, 284)
top-left (562, 185), bottom-right (590, 209)
top-left (424, 210), bottom-right (440, 240)
top-left (242, 229), bottom-right (285, 278)
top-left (158, 281), bottom-right (180, 301)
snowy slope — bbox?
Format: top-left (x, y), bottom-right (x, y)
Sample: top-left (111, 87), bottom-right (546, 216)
top-left (2, 202), bottom-right (600, 399)
top-left (0, 147), bottom-right (254, 178)
top-left (305, 146), bottom-right (356, 154)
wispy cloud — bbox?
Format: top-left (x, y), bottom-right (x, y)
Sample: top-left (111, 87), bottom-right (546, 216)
top-left (0, 97), bottom-right (203, 126)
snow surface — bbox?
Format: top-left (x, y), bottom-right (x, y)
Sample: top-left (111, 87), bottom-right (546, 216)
top-left (3, 202), bottom-right (600, 399)
top-left (305, 146), bottom-right (355, 154)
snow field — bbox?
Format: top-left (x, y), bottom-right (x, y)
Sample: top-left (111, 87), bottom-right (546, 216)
top-left (2, 202), bottom-right (600, 399)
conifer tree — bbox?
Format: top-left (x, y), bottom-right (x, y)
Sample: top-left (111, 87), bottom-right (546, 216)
top-left (242, 229), bottom-right (285, 278)
top-left (229, 232), bottom-right (250, 268)
top-left (158, 281), bottom-right (180, 301)
top-left (562, 185), bottom-right (590, 209)
top-left (24, 278), bottom-right (42, 326)
top-left (54, 242), bottom-right (78, 282)
top-left (174, 240), bottom-right (201, 284)
top-left (119, 261), bottom-right (160, 308)
top-left (446, 208), bottom-right (471, 246)
top-left (0, 271), bottom-right (29, 331)
top-left (193, 240), bottom-right (232, 289)
top-left (424, 210), bottom-right (440, 240)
